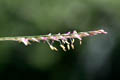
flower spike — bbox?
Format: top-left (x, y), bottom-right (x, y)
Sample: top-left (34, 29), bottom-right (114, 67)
top-left (0, 29), bottom-right (107, 51)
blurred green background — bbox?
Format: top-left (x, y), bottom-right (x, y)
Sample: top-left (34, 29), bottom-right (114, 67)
top-left (0, 0), bottom-right (119, 80)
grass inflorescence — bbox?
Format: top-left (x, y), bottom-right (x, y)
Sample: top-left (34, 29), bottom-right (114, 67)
top-left (0, 29), bottom-right (107, 51)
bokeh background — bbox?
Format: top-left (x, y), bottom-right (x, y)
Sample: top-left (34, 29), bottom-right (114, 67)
top-left (0, 0), bottom-right (119, 80)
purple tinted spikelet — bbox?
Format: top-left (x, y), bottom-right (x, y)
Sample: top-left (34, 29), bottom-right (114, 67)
top-left (20, 38), bottom-right (31, 46)
top-left (0, 29), bottom-right (107, 51)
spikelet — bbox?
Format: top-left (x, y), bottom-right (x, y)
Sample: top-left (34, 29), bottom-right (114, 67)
top-left (60, 44), bottom-right (66, 51)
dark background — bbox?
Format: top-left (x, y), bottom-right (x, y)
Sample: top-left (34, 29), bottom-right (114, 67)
top-left (0, 0), bottom-right (119, 80)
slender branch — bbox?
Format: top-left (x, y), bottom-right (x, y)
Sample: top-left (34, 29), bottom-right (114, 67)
top-left (0, 29), bottom-right (107, 51)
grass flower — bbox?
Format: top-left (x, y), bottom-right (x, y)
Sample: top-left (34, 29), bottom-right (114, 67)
top-left (0, 29), bottom-right (107, 51)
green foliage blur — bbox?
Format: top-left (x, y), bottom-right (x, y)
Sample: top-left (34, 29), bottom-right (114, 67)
top-left (0, 0), bottom-right (119, 80)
